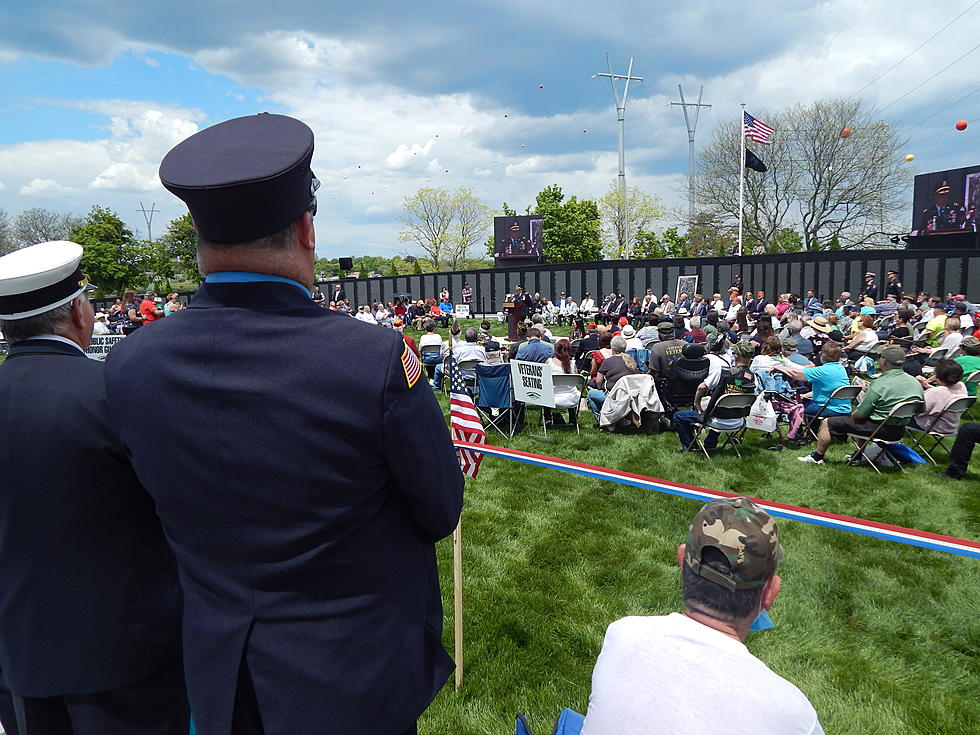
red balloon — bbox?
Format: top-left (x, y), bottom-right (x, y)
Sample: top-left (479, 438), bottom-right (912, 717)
top-left (538, 84), bottom-right (544, 88)
top-left (840, 127), bottom-right (851, 138)
top-left (955, 120), bottom-right (968, 131)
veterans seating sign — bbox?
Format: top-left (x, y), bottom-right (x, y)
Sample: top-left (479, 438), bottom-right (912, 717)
top-left (510, 359), bottom-right (555, 408)
top-left (85, 334), bottom-right (125, 361)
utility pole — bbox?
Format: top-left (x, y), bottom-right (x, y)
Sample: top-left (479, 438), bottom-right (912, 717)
top-left (593, 53), bottom-right (643, 259)
top-left (138, 201), bottom-right (159, 242)
top-left (669, 84), bottom-right (711, 223)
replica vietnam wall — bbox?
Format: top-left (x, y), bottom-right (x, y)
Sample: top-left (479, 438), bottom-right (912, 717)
top-left (332, 247), bottom-right (980, 314)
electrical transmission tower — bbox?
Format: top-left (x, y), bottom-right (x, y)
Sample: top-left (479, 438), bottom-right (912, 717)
top-left (138, 201), bottom-right (159, 242)
top-left (670, 84), bottom-right (711, 222)
top-left (593, 53), bottom-right (643, 258)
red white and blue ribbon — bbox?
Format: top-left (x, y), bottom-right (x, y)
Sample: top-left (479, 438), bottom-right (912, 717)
top-left (453, 441), bottom-right (980, 560)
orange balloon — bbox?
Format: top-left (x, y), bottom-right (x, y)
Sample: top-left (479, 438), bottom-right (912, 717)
top-left (905, 154), bottom-right (915, 162)
top-left (955, 120), bottom-right (968, 131)
top-left (840, 127), bottom-right (851, 138)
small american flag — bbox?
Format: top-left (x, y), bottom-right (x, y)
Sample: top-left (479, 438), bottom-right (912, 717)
top-left (448, 354), bottom-right (485, 478)
top-left (743, 111), bottom-right (774, 145)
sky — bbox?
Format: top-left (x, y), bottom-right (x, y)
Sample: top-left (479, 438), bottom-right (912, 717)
top-left (0, 0), bottom-right (977, 258)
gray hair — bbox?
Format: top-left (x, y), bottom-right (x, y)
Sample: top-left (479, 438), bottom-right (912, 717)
top-left (690, 316), bottom-right (701, 329)
top-left (464, 327), bottom-right (478, 342)
top-left (787, 320), bottom-right (802, 335)
top-left (0, 302), bottom-right (74, 343)
top-left (610, 335), bottom-right (627, 353)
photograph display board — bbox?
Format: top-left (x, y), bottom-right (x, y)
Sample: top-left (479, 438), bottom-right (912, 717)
top-left (910, 163), bottom-right (980, 235)
top-left (675, 275), bottom-right (698, 306)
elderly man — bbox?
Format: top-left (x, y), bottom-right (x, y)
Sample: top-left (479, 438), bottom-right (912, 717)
top-left (0, 241), bottom-right (187, 735)
top-left (432, 327), bottom-right (486, 390)
top-left (799, 345), bottom-right (923, 465)
top-left (104, 114), bottom-right (463, 735)
top-left (580, 496), bottom-right (824, 735)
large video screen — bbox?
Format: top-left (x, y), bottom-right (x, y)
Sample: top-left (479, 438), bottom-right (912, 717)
top-left (910, 164), bottom-right (980, 235)
top-left (494, 215), bottom-right (543, 260)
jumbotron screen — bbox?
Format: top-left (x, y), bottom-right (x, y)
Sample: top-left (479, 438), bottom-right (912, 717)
top-left (493, 215), bottom-right (543, 260)
top-left (910, 163), bottom-right (980, 235)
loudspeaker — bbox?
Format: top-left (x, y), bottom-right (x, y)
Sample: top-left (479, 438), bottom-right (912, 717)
top-left (339, 257), bottom-right (353, 270)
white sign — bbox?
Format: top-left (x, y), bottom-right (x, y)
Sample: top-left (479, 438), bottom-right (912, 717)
top-left (85, 334), bottom-right (125, 361)
top-left (675, 275), bottom-right (698, 306)
top-left (510, 359), bottom-right (555, 408)
top-left (455, 304), bottom-right (471, 318)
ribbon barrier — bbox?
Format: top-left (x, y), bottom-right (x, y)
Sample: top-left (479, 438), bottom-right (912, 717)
top-left (454, 441), bottom-right (980, 560)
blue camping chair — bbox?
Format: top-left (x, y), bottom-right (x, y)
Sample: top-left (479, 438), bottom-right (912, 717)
top-left (516, 709), bottom-right (585, 735)
top-left (475, 363), bottom-right (524, 438)
top-left (626, 347), bottom-right (650, 374)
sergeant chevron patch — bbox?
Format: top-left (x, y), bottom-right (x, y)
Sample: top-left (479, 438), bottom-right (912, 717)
top-left (401, 343), bottom-right (422, 388)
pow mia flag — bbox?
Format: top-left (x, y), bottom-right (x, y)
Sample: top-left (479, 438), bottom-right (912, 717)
top-left (745, 148), bottom-right (767, 173)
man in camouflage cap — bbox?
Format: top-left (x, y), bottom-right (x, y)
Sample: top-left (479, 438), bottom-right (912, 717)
top-left (580, 497), bottom-right (823, 735)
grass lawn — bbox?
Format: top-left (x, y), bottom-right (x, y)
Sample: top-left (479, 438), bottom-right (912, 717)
top-left (417, 319), bottom-right (980, 735)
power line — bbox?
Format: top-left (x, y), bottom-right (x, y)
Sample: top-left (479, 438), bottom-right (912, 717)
top-left (896, 79), bottom-right (980, 124)
top-left (876, 43), bottom-right (980, 115)
top-left (850, 0), bottom-right (980, 99)
top-left (910, 84), bottom-right (980, 128)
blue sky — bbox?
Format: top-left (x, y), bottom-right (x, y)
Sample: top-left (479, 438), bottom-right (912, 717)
top-left (0, 1), bottom-right (977, 257)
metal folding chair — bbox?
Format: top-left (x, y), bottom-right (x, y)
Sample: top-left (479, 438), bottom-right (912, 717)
top-left (964, 371), bottom-right (980, 419)
top-left (846, 399), bottom-right (924, 474)
top-left (803, 384), bottom-right (862, 441)
top-left (905, 395), bottom-right (975, 464)
top-left (687, 392), bottom-right (757, 459)
top-left (552, 373), bottom-right (587, 434)
top-left (419, 343), bottom-right (442, 378)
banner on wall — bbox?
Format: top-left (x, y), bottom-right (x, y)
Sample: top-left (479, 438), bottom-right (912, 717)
top-left (85, 334), bottom-right (125, 361)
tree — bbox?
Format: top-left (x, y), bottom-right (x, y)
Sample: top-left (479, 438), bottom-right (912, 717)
top-left (399, 187), bottom-right (489, 270)
top-left (598, 181), bottom-right (666, 259)
top-left (72, 206), bottom-right (150, 295)
top-left (0, 208), bottom-right (14, 256)
top-left (696, 98), bottom-right (907, 250)
top-left (14, 207), bottom-right (82, 248)
top-left (533, 185), bottom-right (602, 263)
top-left (159, 212), bottom-right (202, 284)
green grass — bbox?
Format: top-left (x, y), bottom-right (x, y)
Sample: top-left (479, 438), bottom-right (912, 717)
top-left (416, 319), bottom-right (980, 735)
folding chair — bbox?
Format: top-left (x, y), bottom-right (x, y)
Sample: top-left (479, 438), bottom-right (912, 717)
top-left (626, 347), bottom-right (650, 374)
top-left (687, 392), bottom-right (757, 459)
top-left (552, 373), bottom-right (587, 434)
top-left (803, 384), bottom-right (862, 441)
top-left (441, 357), bottom-right (481, 395)
top-left (474, 363), bottom-right (523, 439)
top-left (846, 399), bottom-right (924, 474)
top-left (905, 395), bottom-right (975, 464)
top-left (921, 348), bottom-right (947, 376)
top-left (419, 344), bottom-right (442, 378)
top-left (964, 371), bottom-right (980, 419)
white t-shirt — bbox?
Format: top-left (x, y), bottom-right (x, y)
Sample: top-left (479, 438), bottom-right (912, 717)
top-left (581, 613), bottom-right (824, 735)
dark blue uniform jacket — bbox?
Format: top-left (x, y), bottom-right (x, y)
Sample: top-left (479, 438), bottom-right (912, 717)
top-left (104, 282), bottom-right (464, 735)
top-left (0, 339), bottom-right (181, 697)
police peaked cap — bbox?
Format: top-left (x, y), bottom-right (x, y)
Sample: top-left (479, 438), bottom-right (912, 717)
top-left (159, 113), bottom-right (316, 244)
top-left (0, 241), bottom-right (95, 320)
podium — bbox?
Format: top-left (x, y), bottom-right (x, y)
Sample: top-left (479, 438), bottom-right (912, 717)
top-left (502, 301), bottom-right (521, 341)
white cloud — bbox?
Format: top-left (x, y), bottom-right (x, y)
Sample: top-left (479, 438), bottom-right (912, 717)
top-left (19, 177), bottom-right (74, 196)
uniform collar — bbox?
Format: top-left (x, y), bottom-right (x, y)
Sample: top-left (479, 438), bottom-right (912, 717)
top-left (205, 271), bottom-right (311, 297)
top-left (5, 336), bottom-right (86, 359)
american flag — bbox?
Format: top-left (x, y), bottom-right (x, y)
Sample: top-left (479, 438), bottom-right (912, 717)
top-left (448, 354), bottom-right (486, 478)
top-left (743, 111), bottom-right (774, 145)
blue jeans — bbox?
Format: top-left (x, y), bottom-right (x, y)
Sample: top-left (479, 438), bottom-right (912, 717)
top-left (673, 409), bottom-right (718, 449)
top-left (433, 362), bottom-right (445, 388)
top-left (587, 389), bottom-right (607, 422)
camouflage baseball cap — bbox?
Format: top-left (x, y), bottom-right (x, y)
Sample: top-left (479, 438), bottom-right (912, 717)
top-left (685, 497), bottom-right (783, 591)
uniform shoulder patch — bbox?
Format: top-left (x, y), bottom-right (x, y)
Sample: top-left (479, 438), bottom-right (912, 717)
top-left (401, 342), bottom-right (422, 388)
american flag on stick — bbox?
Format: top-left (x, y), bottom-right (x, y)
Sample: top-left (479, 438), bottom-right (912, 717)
top-left (743, 111), bottom-right (774, 145)
top-left (448, 355), bottom-right (486, 478)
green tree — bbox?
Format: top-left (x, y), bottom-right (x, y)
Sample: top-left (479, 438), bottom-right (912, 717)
top-left (770, 228), bottom-right (804, 253)
top-left (72, 206), bottom-right (150, 295)
top-left (533, 185), bottom-right (601, 263)
top-left (632, 228), bottom-right (687, 259)
top-left (399, 187), bottom-right (489, 269)
top-left (597, 181), bottom-right (666, 258)
top-left (159, 212), bottom-right (202, 284)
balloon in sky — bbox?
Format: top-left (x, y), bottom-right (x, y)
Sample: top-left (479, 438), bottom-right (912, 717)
top-left (520, 144), bottom-right (525, 148)
top-left (905, 154), bottom-right (915, 162)
top-left (955, 120), bottom-right (967, 131)
top-left (538, 84), bottom-right (544, 88)
top-left (840, 127), bottom-right (851, 138)
top-left (504, 114), bottom-right (508, 118)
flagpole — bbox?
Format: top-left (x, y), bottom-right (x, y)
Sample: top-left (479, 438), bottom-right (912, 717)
top-left (737, 101), bottom-right (746, 257)
top-left (447, 320), bottom-right (464, 691)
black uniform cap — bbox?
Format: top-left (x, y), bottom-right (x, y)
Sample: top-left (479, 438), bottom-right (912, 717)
top-left (159, 113), bottom-right (315, 244)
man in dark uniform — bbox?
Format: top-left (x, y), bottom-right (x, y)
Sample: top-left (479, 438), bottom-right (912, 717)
top-left (885, 270), bottom-right (903, 299)
top-left (103, 113), bottom-right (464, 735)
top-left (0, 241), bottom-right (187, 735)
top-left (499, 222), bottom-right (530, 255)
top-left (514, 284), bottom-right (534, 320)
top-left (918, 180), bottom-right (966, 233)
top-left (860, 272), bottom-right (877, 300)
